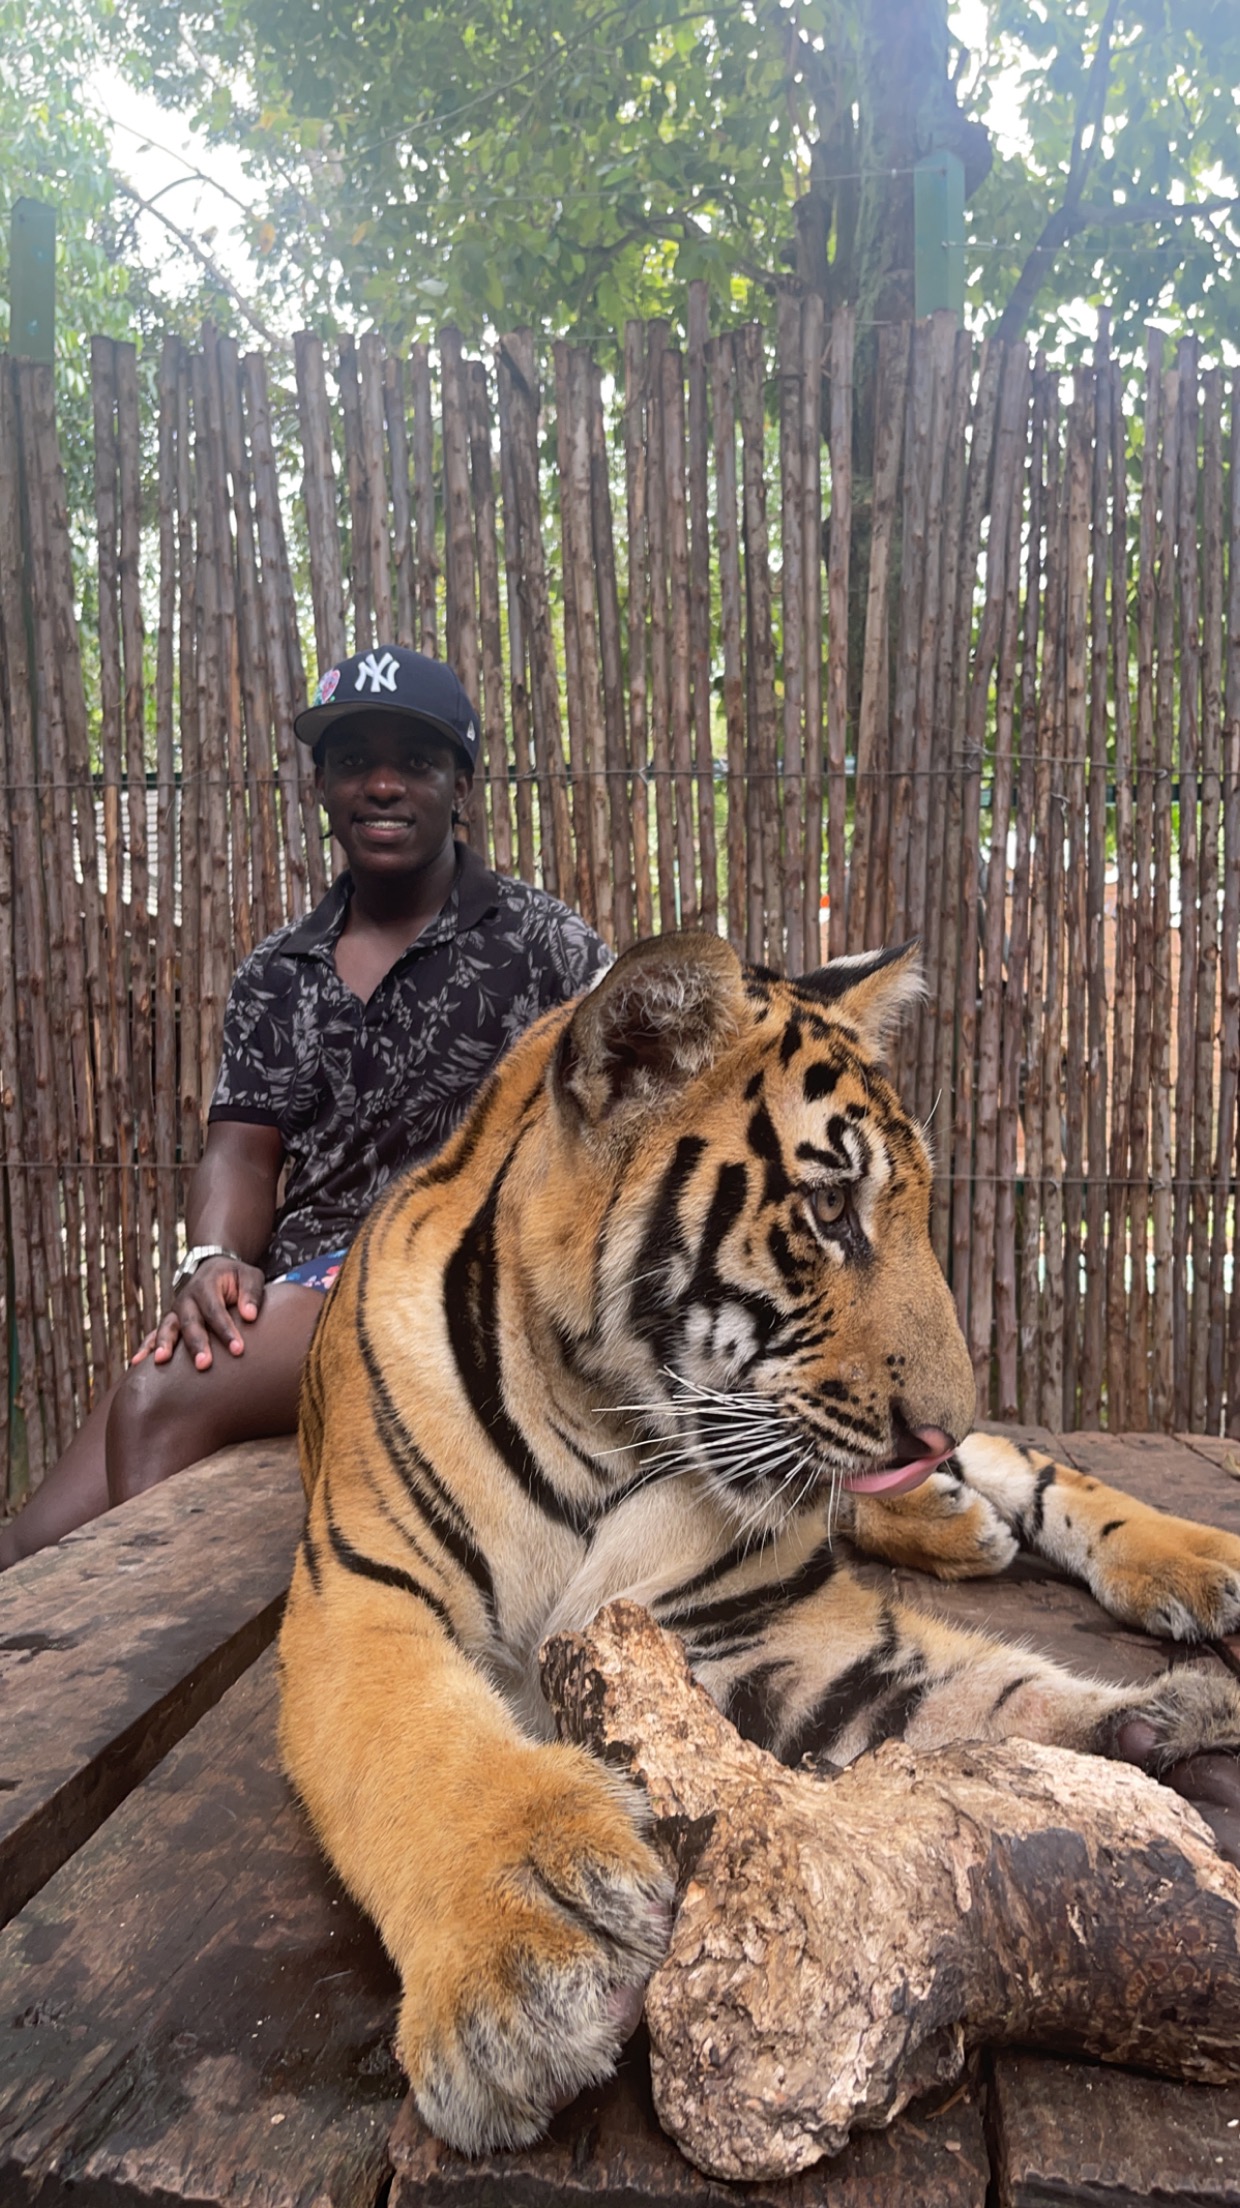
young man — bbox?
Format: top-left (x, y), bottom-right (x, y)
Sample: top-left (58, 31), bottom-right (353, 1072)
top-left (0, 648), bottom-right (609, 1568)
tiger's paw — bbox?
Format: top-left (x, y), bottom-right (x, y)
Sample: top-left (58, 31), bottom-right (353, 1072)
top-left (397, 1747), bottom-right (674, 2153)
top-left (1094, 1518), bottom-right (1240, 1641)
top-left (849, 1467), bottom-right (1019, 1581)
top-left (1098, 1667), bottom-right (1240, 1778)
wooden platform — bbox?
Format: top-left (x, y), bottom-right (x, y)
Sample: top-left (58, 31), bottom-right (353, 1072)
top-left (2, 1426), bottom-right (1240, 2207)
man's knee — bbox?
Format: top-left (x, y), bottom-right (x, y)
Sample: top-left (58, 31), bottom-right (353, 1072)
top-left (105, 1354), bottom-right (215, 1505)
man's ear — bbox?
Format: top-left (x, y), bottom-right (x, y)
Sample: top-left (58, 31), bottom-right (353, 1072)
top-left (795, 941), bottom-right (924, 1055)
top-left (552, 932), bottom-right (746, 1130)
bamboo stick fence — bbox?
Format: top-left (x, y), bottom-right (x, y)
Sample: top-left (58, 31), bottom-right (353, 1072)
top-left (1, 290), bottom-right (1238, 1508)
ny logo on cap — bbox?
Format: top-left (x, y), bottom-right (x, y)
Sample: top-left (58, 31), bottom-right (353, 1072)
top-left (354, 650), bottom-right (399, 696)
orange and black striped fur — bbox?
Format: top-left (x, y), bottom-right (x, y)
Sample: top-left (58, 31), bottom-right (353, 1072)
top-left (279, 933), bottom-right (1240, 2154)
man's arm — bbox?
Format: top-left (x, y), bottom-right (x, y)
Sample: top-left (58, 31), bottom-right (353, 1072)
top-left (134, 1119), bottom-right (284, 1372)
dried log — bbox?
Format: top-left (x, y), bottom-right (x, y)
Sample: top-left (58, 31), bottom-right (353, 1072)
top-left (544, 1601), bottom-right (1240, 2186)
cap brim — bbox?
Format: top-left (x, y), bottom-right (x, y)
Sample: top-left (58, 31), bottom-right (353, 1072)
top-left (294, 698), bottom-right (475, 771)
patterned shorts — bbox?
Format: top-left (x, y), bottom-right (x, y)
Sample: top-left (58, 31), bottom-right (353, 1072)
top-left (271, 1248), bottom-right (348, 1295)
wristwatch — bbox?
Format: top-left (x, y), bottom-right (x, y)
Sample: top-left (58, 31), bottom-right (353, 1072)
top-left (171, 1244), bottom-right (243, 1297)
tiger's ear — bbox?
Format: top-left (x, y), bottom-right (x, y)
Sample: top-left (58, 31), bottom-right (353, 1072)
top-left (796, 941), bottom-right (923, 1055)
top-left (552, 932), bottom-right (746, 1129)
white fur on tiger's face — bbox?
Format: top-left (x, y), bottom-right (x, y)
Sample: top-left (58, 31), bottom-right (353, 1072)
top-left (280, 932), bottom-right (1240, 2160)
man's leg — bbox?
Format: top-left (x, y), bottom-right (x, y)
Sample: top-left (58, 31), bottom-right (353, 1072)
top-left (105, 1283), bottom-right (324, 1503)
top-left (0, 1285), bottom-right (322, 1568)
top-left (0, 1378), bottom-right (122, 1566)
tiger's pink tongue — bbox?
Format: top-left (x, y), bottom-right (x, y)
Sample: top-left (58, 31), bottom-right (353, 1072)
top-left (842, 1430), bottom-right (956, 1498)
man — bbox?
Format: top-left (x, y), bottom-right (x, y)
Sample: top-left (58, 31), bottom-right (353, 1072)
top-left (0, 648), bottom-right (608, 1568)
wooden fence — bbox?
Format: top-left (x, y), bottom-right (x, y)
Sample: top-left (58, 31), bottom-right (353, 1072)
top-left (1, 289), bottom-right (1238, 1507)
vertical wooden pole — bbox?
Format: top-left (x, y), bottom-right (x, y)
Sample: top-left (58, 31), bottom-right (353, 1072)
top-left (686, 283), bottom-right (717, 937)
top-left (825, 307), bottom-right (854, 964)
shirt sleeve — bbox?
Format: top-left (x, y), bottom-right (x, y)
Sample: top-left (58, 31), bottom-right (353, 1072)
top-left (534, 903), bottom-right (613, 1008)
top-left (207, 949), bottom-right (298, 1127)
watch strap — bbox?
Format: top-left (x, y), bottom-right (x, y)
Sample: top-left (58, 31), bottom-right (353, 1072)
top-left (171, 1244), bottom-right (243, 1296)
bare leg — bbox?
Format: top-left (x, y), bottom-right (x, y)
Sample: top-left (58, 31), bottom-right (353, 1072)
top-left (0, 1285), bottom-right (323, 1569)
top-left (0, 1379), bottom-right (122, 1566)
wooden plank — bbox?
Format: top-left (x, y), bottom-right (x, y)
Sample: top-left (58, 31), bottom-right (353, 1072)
top-left (0, 1649), bottom-right (401, 2208)
top-left (991, 2050), bottom-right (1240, 2207)
top-left (390, 2030), bottom-right (989, 2207)
top-left (0, 1438), bottom-right (302, 1926)
top-left (1177, 1435), bottom-right (1240, 1480)
top-left (1052, 1430), bottom-right (1240, 1534)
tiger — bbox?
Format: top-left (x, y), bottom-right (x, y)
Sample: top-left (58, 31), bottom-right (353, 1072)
top-left (278, 930), bottom-right (1240, 2156)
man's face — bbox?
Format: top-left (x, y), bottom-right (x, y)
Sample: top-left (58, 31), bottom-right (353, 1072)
top-left (315, 715), bottom-right (472, 879)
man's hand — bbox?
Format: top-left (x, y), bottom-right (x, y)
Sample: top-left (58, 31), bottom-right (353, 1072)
top-left (131, 1119), bottom-right (284, 1373)
top-left (132, 1255), bottom-right (269, 1372)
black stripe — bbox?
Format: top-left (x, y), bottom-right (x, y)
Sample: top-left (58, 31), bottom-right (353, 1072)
top-left (324, 1505), bottom-right (457, 1637)
top-left (1098, 1518), bottom-right (1125, 1539)
top-left (1022, 1463), bottom-right (1058, 1543)
top-left (780, 1607), bottom-right (901, 1764)
top-left (687, 1161), bottom-right (749, 1301)
top-left (300, 1520), bottom-right (322, 1594)
top-left (991, 1671), bottom-right (1035, 1715)
top-left (803, 1061), bottom-right (842, 1103)
top-left (657, 1533), bottom-right (756, 1606)
top-left (724, 1660), bottom-right (790, 1749)
top-left (862, 1670), bottom-right (930, 1747)
top-left (548, 1416), bottom-right (611, 1481)
top-left (779, 1021), bottom-right (803, 1066)
top-left (445, 1167), bottom-right (593, 1536)
top-left (629, 1136), bottom-right (708, 1362)
top-left (767, 1220), bottom-right (808, 1289)
top-left (353, 1239), bottom-right (497, 1612)
top-left (747, 1102), bottom-right (792, 1206)
top-left (661, 1535), bottom-right (840, 1642)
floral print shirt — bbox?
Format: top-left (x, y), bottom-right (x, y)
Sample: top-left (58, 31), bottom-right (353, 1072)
top-left (208, 844), bottom-right (609, 1275)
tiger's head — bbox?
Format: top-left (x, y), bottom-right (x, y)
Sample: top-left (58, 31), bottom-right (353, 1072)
top-left (520, 930), bottom-right (976, 1537)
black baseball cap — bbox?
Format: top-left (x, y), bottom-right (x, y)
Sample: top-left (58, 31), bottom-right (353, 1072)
top-left (294, 646), bottom-right (480, 773)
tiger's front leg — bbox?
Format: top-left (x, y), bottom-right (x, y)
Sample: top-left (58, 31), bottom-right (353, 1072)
top-left (845, 1433), bottom-right (1240, 1644)
top-left (684, 1559), bottom-right (1240, 1779)
top-left (949, 1432), bottom-right (1240, 1640)
top-left (278, 1542), bottom-right (672, 2155)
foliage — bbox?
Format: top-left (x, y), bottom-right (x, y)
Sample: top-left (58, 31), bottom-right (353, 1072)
top-left (975, 0), bottom-right (1240, 362)
top-left (99, 0), bottom-right (1240, 362)
top-left (0, 0), bottom-right (137, 384)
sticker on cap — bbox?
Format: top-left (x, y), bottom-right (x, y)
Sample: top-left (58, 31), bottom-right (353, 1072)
top-left (314, 667), bottom-right (341, 705)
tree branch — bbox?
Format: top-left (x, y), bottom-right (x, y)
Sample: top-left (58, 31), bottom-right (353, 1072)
top-left (992, 179), bottom-right (1240, 347)
top-left (113, 177), bottom-right (291, 357)
top-left (992, 0), bottom-right (1119, 347)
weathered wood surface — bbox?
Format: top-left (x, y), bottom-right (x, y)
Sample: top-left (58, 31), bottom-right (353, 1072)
top-left (0, 1648), bottom-right (403, 2208)
top-left (991, 2051), bottom-right (1240, 2207)
top-left (0, 1435), bottom-right (302, 1926)
top-left (389, 2034), bottom-right (991, 2207)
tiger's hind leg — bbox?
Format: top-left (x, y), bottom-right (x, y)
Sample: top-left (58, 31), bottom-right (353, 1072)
top-left (677, 1552), bottom-right (1240, 1781)
top-left (947, 1432), bottom-right (1240, 1641)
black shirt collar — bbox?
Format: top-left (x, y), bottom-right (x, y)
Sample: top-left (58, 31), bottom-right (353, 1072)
top-left (281, 842), bottom-right (502, 958)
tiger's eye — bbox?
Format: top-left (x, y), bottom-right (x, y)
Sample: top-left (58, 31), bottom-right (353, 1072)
top-left (809, 1185), bottom-right (848, 1229)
